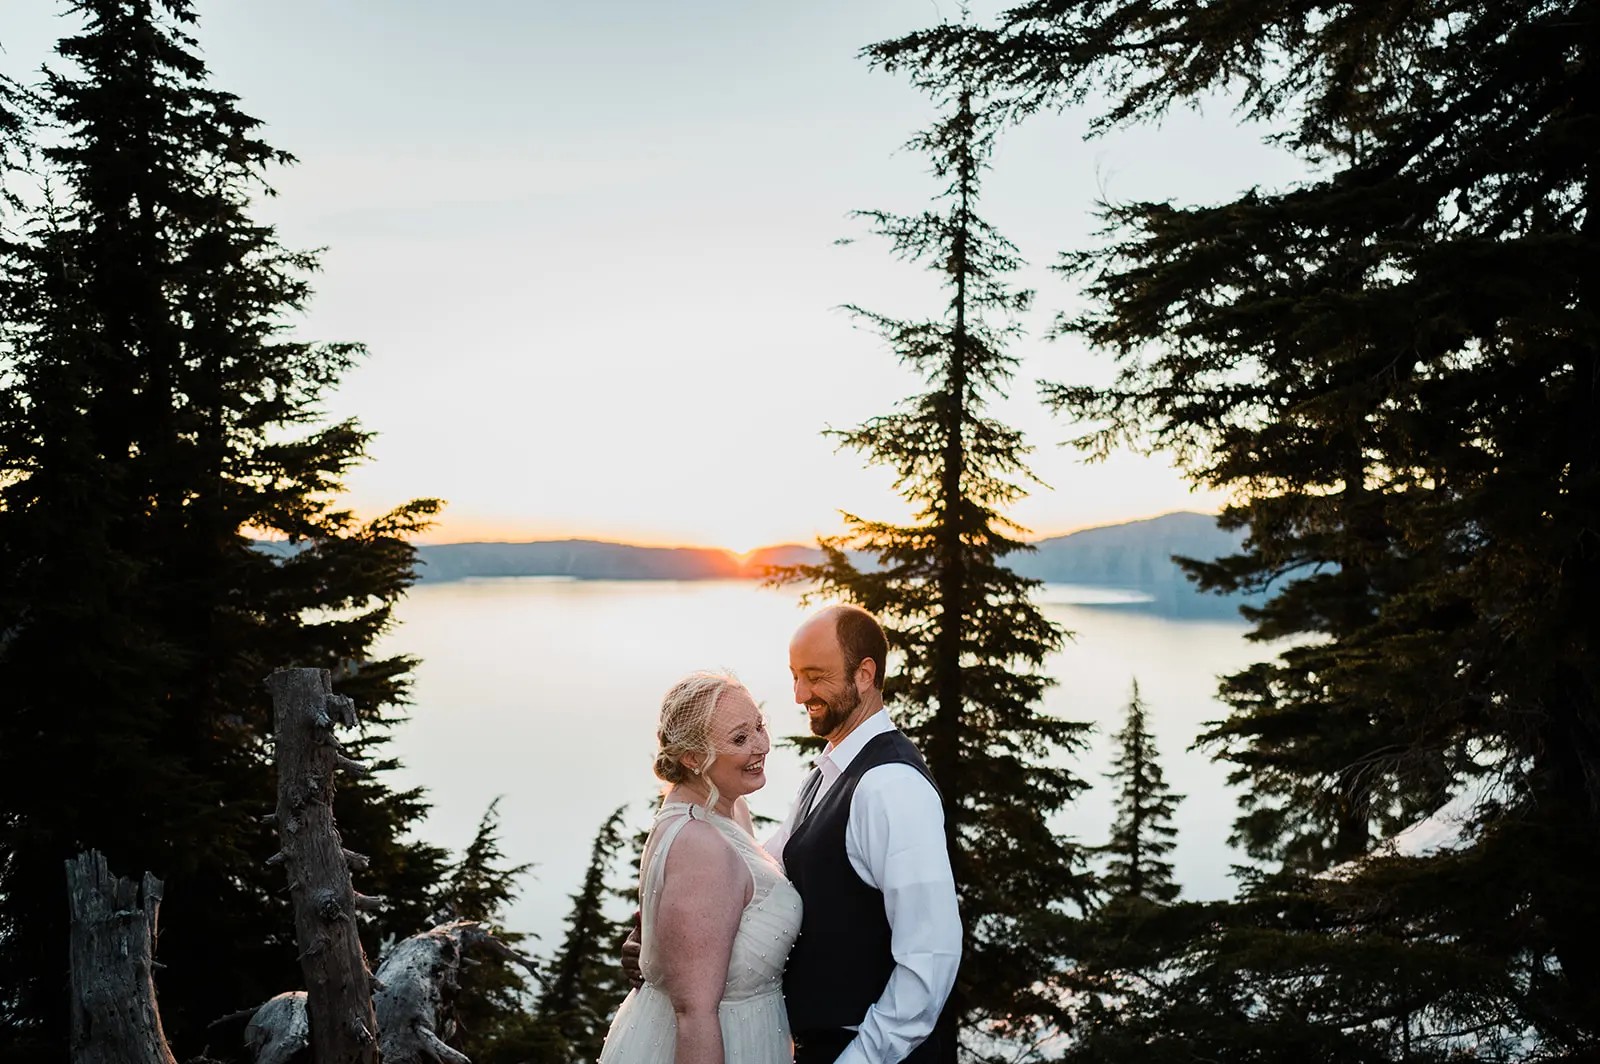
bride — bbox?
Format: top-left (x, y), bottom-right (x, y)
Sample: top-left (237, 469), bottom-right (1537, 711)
top-left (599, 671), bottom-right (802, 1064)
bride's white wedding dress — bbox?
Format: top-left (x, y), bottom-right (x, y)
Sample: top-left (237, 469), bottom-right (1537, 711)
top-left (599, 800), bottom-right (802, 1064)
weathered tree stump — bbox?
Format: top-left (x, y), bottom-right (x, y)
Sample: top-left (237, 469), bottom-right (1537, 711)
top-left (65, 850), bottom-right (178, 1064)
top-left (266, 667), bottom-right (381, 1064)
top-left (375, 920), bottom-right (536, 1064)
top-left (243, 992), bottom-right (311, 1064)
top-left (241, 920), bottom-right (537, 1064)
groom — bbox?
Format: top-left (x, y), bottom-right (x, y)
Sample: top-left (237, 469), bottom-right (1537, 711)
top-left (769, 604), bottom-right (961, 1064)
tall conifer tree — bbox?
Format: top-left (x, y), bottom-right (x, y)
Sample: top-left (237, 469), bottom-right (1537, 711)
top-left (485, 806), bottom-right (634, 1064)
top-left (778, 43), bottom-right (1093, 1057)
top-left (531, 805), bottom-right (633, 1063)
top-left (872, 0), bottom-right (1600, 1054)
top-left (0, 3), bottom-right (444, 1058)
top-left (431, 799), bottom-right (539, 1064)
top-left (0, 65), bottom-right (29, 208)
top-left (1098, 681), bottom-right (1179, 904)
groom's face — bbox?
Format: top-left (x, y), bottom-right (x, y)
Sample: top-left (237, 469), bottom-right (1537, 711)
top-left (803, 667), bottom-right (860, 740)
top-left (789, 619), bottom-right (864, 742)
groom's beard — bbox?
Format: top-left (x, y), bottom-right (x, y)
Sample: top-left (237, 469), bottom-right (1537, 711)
top-left (807, 679), bottom-right (861, 738)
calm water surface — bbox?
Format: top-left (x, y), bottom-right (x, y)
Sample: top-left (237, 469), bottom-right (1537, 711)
top-left (376, 578), bottom-right (1270, 951)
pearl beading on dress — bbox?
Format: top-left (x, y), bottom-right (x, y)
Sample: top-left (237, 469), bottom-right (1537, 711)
top-left (599, 801), bottom-right (803, 1064)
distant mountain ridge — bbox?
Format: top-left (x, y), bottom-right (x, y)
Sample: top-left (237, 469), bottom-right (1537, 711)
top-left (1008, 511), bottom-right (1245, 588)
top-left (413, 539), bottom-right (748, 582)
top-left (411, 512), bottom-right (1254, 617)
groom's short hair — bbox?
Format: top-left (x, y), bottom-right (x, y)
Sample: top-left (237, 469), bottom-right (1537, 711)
top-left (830, 605), bottom-right (888, 691)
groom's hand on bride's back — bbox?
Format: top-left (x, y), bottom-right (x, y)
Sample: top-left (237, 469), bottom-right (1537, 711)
top-left (621, 909), bottom-right (643, 988)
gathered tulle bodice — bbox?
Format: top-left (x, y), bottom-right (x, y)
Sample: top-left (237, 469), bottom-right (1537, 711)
top-left (599, 801), bottom-right (802, 1064)
top-left (639, 802), bottom-right (801, 999)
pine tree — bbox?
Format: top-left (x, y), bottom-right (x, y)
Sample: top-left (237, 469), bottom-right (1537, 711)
top-left (0, 64), bottom-right (29, 211)
top-left (777, 42), bottom-right (1093, 1058)
top-left (484, 805), bottom-right (634, 1064)
top-left (0, 3), bottom-right (444, 1058)
top-left (0, 69), bottom-right (23, 140)
top-left (530, 805), bottom-right (633, 1063)
top-left (871, 0), bottom-right (1600, 1055)
top-left (431, 798), bottom-right (538, 1064)
top-left (1098, 681), bottom-right (1180, 904)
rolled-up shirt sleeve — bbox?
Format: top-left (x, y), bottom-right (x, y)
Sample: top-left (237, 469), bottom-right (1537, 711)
top-left (837, 763), bottom-right (961, 1064)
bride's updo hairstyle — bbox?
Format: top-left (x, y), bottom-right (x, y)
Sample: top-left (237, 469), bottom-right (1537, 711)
top-left (654, 670), bottom-right (743, 812)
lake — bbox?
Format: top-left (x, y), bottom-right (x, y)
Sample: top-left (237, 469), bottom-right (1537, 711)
top-left (376, 577), bottom-right (1271, 954)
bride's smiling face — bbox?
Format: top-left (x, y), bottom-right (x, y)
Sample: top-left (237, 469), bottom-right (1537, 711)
top-left (694, 687), bottom-right (771, 801)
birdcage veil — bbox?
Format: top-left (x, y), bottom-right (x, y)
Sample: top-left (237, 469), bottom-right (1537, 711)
top-left (653, 670), bottom-right (744, 813)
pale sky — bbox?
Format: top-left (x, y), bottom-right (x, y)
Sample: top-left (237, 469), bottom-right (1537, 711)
top-left (4, 1), bottom-right (1308, 552)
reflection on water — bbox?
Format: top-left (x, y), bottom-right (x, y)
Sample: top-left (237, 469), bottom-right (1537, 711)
top-left (376, 578), bottom-right (1270, 948)
top-left (1033, 585), bottom-right (1154, 606)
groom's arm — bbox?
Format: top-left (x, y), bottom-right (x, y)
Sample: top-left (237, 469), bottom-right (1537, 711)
top-left (620, 911), bottom-right (643, 987)
top-left (837, 765), bottom-right (961, 1064)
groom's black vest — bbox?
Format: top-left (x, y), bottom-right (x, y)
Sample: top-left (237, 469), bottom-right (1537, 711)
top-left (783, 730), bottom-right (956, 1064)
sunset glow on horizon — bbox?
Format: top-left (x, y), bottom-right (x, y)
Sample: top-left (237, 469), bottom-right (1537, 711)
top-left (410, 497), bottom-right (1228, 554)
top-left (2, 2), bottom-right (1282, 560)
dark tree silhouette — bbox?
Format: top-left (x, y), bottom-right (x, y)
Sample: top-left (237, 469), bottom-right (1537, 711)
top-left (870, 0), bottom-right (1600, 1056)
top-left (479, 805), bottom-right (634, 1064)
top-left (1098, 680), bottom-right (1180, 904)
top-left (0, 62), bottom-right (30, 212)
top-left (531, 805), bottom-right (633, 1063)
top-left (431, 798), bottom-right (537, 1064)
top-left (776, 36), bottom-right (1093, 1058)
top-left (0, 3), bottom-right (443, 1059)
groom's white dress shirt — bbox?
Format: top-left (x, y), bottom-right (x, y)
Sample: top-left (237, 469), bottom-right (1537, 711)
top-left (766, 709), bottom-right (962, 1064)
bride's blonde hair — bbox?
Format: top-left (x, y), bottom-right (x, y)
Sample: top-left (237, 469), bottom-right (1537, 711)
top-left (654, 670), bottom-right (743, 812)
